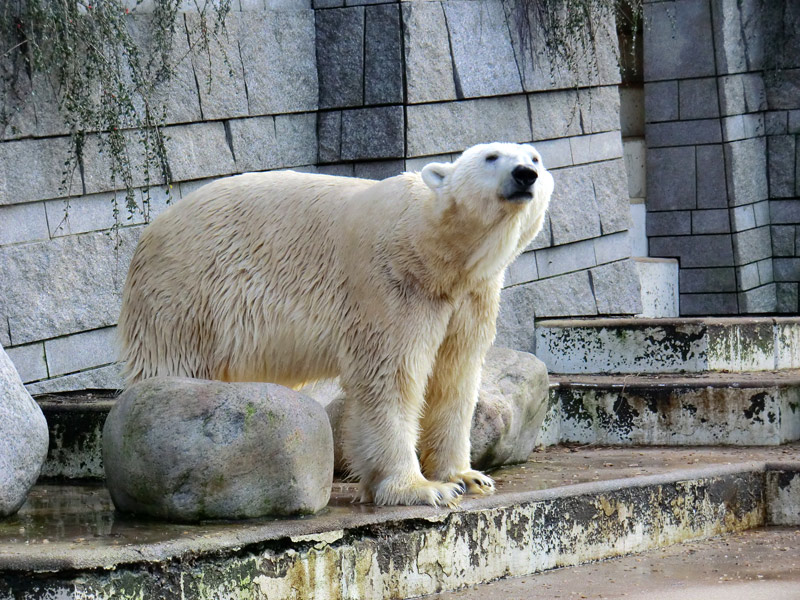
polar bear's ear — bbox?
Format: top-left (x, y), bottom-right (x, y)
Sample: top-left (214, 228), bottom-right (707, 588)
top-left (421, 162), bottom-right (454, 192)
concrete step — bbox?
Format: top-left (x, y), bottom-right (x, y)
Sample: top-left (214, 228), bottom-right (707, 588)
top-left (542, 372), bottom-right (800, 447)
top-left (2, 446), bottom-right (798, 599)
top-left (535, 317), bottom-right (800, 375)
top-left (634, 257), bottom-right (679, 318)
top-left (426, 526), bottom-right (800, 600)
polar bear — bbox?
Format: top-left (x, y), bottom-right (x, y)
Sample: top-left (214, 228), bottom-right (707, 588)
top-left (118, 142), bottom-right (553, 507)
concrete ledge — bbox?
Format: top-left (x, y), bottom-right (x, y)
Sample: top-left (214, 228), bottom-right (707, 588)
top-left (1, 451), bottom-right (798, 598)
top-left (547, 372), bottom-right (800, 446)
top-left (535, 317), bottom-right (800, 374)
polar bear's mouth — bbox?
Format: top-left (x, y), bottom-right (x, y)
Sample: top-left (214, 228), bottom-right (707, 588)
top-left (503, 190), bottom-right (534, 203)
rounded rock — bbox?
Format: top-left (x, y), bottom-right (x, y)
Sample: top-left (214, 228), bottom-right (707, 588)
top-left (103, 377), bottom-right (333, 521)
top-left (0, 345), bottom-right (49, 517)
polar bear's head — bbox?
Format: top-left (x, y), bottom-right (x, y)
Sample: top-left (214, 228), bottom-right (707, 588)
top-left (420, 142), bottom-right (554, 219)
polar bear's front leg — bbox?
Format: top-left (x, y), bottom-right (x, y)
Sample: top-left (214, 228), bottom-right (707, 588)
top-left (339, 327), bottom-right (464, 507)
top-left (419, 284), bottom-right (500, 495)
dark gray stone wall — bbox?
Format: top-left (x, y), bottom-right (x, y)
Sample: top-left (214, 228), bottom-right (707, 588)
top-left (0, 0), bottom-right (641, 389)
top-left (644, 0), bottom-right (800, 315)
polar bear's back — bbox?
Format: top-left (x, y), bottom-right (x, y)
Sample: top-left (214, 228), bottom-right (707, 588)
top-left (118, 170), bottom-right (386, 387)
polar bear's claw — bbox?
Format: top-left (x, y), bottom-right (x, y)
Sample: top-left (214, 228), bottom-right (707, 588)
top-left (373, 477), bottom-right (464, 507)
top-left (449, 470), bottom-right (495, 496)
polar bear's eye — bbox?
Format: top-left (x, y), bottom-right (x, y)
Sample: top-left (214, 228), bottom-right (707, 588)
top-left (485, 154), bottom-right (499, 163)
top-left (532, 156), bottom-right (540, 163)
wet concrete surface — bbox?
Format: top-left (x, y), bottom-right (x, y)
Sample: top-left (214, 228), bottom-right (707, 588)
top-left (428, 526), bottom-right (800, 600)
top-left (1, 444), bottom-right (798, 570)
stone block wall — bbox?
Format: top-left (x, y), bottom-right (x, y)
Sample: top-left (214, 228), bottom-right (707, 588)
top-left (0, 0), bottom-right (641, 392)
top-left (644, 0), bottom-right (800, 315)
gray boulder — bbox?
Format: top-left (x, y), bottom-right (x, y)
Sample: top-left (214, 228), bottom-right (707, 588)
top-left (0, 344), bottom-right (49, 517)
top-left (312, 346), bottom-right (549, 474)
top-left (103, 377), bottom-right (333, 522)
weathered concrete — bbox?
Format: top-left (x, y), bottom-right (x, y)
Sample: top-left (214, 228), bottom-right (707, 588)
top-left (547, 372), bottom-right (800, 446)
top-left (428, 526), bottom-right (800, 599)
top-left (36, 390), bottom-right (116, 480)
top-left (535, 317), bottom-right (800, 374)
top-left (1, 446), bottom-right (797, 598)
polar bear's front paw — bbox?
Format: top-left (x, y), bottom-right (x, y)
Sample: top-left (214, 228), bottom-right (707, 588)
top-left (373, 476), bottom-right (465, 507)
top-left (448, 470), bottom-right (495, 495)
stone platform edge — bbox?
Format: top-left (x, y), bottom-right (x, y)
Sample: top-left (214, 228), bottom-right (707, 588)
top-left (2, 461), bottom-right (798, 575)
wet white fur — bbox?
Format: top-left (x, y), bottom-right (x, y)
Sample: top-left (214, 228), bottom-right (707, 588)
top-left (118, 142), bottom-right (553, 506)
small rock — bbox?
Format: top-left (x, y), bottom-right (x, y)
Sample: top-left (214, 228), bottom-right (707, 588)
top-left (103, 377), bottom-right (333, 521)
top-left (313, 346), bottom-right (549, 474)
top-left (0, 344), bottom-right (49, 517)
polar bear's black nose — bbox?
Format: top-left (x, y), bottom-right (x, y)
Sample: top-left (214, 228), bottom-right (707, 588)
top-left (512, 165), bottom-right (538, 188)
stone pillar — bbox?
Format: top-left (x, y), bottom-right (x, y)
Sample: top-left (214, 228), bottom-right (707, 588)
top-left (644, 0), bottom-right (799, 315)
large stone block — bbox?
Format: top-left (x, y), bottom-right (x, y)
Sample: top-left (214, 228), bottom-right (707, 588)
top-left (765, 70), bottom-right (800, 111)
top-left (534, 138), bottom-right (572, 169)
top-left (5, 342), bottom-right (48, 384)
top-left (623, 138), bottom-right (646, 198)
top-left (772, 225), bottom-right (796, 257)
top-left (0, 203), bottom-right (50, 246)
top-left (646, 147), bottom-right (696, 210)
top-left (103, 378), bottom-right (333, 520)
top-left (1, 67), bottom-right (67, 140)
top-left (722, 114), bottom-right (765, 142)
top-left (649, 234), bottom-right (734, 268)
top-left (26, 363), bottom-right (123, 396)
top-left (646, 119), bottom-right (722, 148)
top-left (0, 137), bottom-right (79, 205)
top-left (591, 159), bottom-right (633, 235)
top-left (738, 284), bottom-right (776, 313)
top-left (518, 270), bottom-right (598, 318)
top-left (774, 258), bottom-right (800, 282)
top-left (341, 106), bottom-right (404, 161)
top-left (406, 95), bottom-right (531, 157)
top-left (644, 0), bottom-right (716, 81)
top-left (0, 227), bottom-right (141, 345)
top-left (768, 135), bottom-right (797, 198)
top-left (577, 86), bottom-right (621, 134)
top-left (535, 238), bottom-right (597, 279)
top-left (679, 267), bottom-right (737, 294)
top-left (644, 81), bottom-right (678, 123)
top-left (186, 14), bottom-right (249, 120)
top-left (646, 211), bottom-right (691, 236)
top-left (724, 137), bottom-right (768, 206)
top-left (163, 122), bottom-right (238, 183)
top-left (240, 10), bottom-right (318, 115)
top-left (126, 16), bottom-right (202, 125)
top-left (777, 282), bottom-right (799, 313)
top-left (593, 231), bottom-right (632, 265)
top-left (442, 0), bottom-right (523, 99)
top-left (316, 6), bottom-right (364, 109)
top-left (569, 131), bottom-right (623, 165)
top-left (732, 226), bottom-right (772, 265)
top-left (527, 90), bottom-right (581, 140)
top-left (548, 164), bottom-right (601, 245)
top-left (679, 77), bottom-right (719, 120)
top-left (590, 259), bottom-right (642, 315)
top-left (680, 293), bottom-right (738, 315)
top-left (0, 344), bottom-right (49, 517)
top-left (44, 327), bottom-right (118, 378)
top-left (730, 204), bottom-right (756, 232)
top-left (229, 113), bottom-right (316, 172)
top-left (402, 1), bottom-right (458, 103)
top-left (505, 250), bottom-right (538, 287)
top-left (711, 0), bottom-right (764, 74)
top-left (765, 111), bottom-right (789, 135)
top-left (495, 284), bottom-right (537, 353)
top-left (696, 145), bottom-right (728, 209)
top-left (44, 190), bottom-right (160, 238)
top-left (718, 73), bottom-right (767, 116)
top-left (692, 208), bottom-right (730, 234)
top-left (364, 4), bottom-right (403, 105)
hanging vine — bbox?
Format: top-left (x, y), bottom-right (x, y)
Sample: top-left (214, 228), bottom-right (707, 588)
top-left (0, 0), bottom-right (231, 236)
